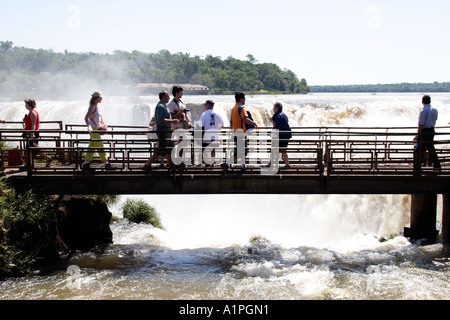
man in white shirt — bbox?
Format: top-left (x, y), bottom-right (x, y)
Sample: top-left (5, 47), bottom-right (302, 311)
top-left (199, 100), bottom-right (224, 166)
top-left (415, 95), bottom-right (440, 169)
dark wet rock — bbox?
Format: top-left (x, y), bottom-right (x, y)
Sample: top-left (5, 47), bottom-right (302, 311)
top-left (54, 196), bottom-right (113, 253)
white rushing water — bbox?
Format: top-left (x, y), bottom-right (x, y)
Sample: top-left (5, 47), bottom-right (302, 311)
top-left (0, 93), bottom-right (449, 300)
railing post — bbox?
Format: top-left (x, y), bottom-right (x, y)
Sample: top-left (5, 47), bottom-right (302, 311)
top-left (25, 137), bottom-right (32, 178)
top-left (317, 148), bottom-right (324, 176)
top-left (413, 140), bottom-right (422, 176)
top-left (327, 148), bottom-right (332, 177)
top-left (0, 149), bottom-right (4, 172)
top-left (442, 194), bottom-right (450, 249)
top-left (0, 132), bottom-right (4, 171)
top-left (371, 150), bottom-right (376, 172)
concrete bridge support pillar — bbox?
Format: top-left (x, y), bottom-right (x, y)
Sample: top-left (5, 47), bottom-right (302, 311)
top-left (404, 194), bottom-right (439, 243)
top-left (442, 194), bottom-right (450, 249)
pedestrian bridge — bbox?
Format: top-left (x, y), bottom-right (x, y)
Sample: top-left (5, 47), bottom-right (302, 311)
top-left (1, 121), bottom-right (450, 245)
top-left (1, 121), bottom-right (450, 195)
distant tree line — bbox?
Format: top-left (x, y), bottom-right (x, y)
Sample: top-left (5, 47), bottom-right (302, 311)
top-left (310, 82), bottom-right (450, 93)
top-left (0, 41), bottom-right (310, 98)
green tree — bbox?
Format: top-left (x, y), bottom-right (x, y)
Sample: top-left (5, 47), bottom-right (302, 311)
top-left (0, 41), bottom-right (13, 52)
top-left (246, 54), bottom-right (258, 65)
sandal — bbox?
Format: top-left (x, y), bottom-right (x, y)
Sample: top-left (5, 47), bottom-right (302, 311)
top-left (104, 163), bottom-right (115, 170)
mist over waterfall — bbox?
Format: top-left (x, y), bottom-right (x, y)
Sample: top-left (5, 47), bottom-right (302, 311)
top-left (111, 194), bottom-right (411, 251)
top-left (4, 92), bottom-right (448, 129)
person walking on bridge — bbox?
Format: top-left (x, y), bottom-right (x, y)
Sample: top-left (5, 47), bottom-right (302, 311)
top-left (83, 91), bottom-right (111, 170)
top-left (143, 91), bottom-right (180, 170)
top-left (23, 99), bottom-right (53, 167)
top-left (414, 95), bottom-right (440, 170)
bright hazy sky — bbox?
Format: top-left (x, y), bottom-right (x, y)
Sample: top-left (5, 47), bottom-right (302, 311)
top-left (1, 0), bottom-right (449, 86)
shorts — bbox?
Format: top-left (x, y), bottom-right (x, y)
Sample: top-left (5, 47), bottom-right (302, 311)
top-left (279, 140), bottom-right (289, 150)
top-left (156, 130), bottom-right (173, 155)
top-left (233, 135), bottom-right (248, 156)
top-left (26, 138), bottom-right (40, 151)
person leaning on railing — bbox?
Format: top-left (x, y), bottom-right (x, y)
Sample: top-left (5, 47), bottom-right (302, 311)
top-left (270, 102), bottom-right (292, 167)
top-left (414, 94), bottom-right (441, 170)
top-left (230, 92), bottom-right (258, 167)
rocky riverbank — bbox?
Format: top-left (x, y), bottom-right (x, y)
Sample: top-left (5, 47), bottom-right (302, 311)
top-left (0, 190), bottom-right (113, 279)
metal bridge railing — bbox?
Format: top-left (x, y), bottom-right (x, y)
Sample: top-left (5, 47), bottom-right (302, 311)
top-left (1, 124), bottom-right (450, 177)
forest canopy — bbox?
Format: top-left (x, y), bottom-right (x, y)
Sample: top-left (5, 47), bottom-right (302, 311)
top-left (0, 41), bottom-right (310, 98)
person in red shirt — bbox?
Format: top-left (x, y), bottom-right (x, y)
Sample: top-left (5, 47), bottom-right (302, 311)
top-left (23, 99), bottom-right (53, 167)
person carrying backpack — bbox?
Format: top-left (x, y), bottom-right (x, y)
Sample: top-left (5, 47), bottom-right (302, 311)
top-left (230, 92), bottom-right (258, 167)
top-left (230, 92), bottom-right (258, 132)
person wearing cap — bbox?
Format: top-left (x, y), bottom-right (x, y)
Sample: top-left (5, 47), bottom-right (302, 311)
top-left (83, 91), bottom-right (111, 170)
top-left (199, 100), bottom-right (224, 166)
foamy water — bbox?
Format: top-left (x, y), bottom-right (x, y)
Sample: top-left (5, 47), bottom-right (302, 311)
top-left (0, 93), bottom-right (449, 300)
top-left (3, 92), bottom-right (450, 129)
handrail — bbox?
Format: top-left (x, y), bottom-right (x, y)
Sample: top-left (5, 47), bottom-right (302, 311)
top-left (1, 124), bottom-right (449, 177)
top-left (0, 121), bottom-right (63, 130)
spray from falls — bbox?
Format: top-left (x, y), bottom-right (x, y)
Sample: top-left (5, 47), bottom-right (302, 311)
top-left (111, 194), bottom-right (411, 251)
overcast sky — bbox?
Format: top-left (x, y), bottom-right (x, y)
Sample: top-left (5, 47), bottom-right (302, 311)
top-left (1, 0), bottom-right (449, 85)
